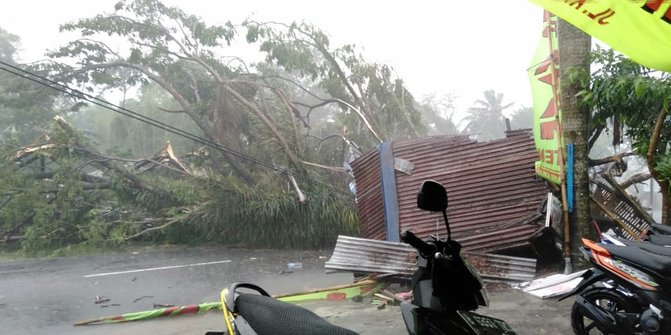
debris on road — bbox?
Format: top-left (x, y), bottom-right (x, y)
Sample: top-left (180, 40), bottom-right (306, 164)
top-left (153, 303), bottom-right (175, 308)
top-left (373, 293), bottom-right (397, 306)
top-left (326, 292), bottom-right (347, 301)
top-left (74, 302), bottom-right (222, 326)
top-left (280, 262), bottom-right (304, 274)
top-left (272, 278), bottom-right (381, 303)
top-left (94, 295), bottom-right (110, 305)
top-left (287, 262), bottom-right (302, 270)
top-left (326, 235), bottom-right (537, 284)
top-left (132, 295), bottom-right (153, 303)
top-left (75, 278), bottom-right (384, 326)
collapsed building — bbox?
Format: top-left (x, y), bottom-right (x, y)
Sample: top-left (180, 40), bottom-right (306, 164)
top-left (326, 130), bottom-right (553, 283)
top-left (333, 128), bottom-right (658, 282)
top-left (350, 130), bottom-right (551, 255)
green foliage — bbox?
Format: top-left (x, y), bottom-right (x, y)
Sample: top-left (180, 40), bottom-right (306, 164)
top-left (0, 150), bottom-right (40, 234)
top-left (0, 26), bottom-right (19, 62)
top-left (582, 47), bottom-right (671, 224)
top-left (15, 159), bottom-right (99, 252)
top-left (657, 154), bottom-right (671, 185)
top-left (0, 117), bottom-right (202, 253)
top-left (47, 0), bottom-right (431, 183)
top-left (2, 124), bottom-right (354, 253)
top-left (0, 28), bottom-right (61, 145)
top-left (586, 48), bottom-right (671, 155)
top-left (135, 177), bottom-right (203, 211)
top-left (3, 1), bottom-right (435, 253)
top-left (247, 20), bottom-right (426, 148)
top-left (188, 175), bottom-right (359, 249)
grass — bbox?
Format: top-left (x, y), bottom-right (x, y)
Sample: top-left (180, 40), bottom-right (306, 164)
top-left (0, 241), bottom-right (170, 261)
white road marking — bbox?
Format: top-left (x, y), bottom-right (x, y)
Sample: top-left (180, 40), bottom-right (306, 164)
top-left (83, 260), bottom-right (232, 278)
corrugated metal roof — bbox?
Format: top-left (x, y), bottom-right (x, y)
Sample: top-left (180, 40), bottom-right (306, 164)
top-left (351, 131), bottom-right (548, 253)
top-left (325, 235), bottom-right (537, 283)
top-left (351, 150), bottom-right (386, 239)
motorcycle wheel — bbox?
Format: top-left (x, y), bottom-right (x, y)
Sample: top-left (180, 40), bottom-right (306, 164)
top-left (570, 287), bottom-right (639, 335)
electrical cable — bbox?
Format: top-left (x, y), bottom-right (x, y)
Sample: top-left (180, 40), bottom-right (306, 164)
top-left (0, 60), bottom-right (348, 194)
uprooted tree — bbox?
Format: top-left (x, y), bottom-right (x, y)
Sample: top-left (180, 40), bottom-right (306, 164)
top-left (2, 0), bottom-right (446, 251)
top-left (1, 116), bottom-right (201, 249)
top-left (48, 0), bottom-right (426, 181)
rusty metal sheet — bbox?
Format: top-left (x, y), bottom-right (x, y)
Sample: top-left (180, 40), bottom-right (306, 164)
top-left (325, 235), bottom-right (417, 276)
top-left (351, 150), bottom-right (386, 240)
top-left (325, 235), bottom-right (537, 283)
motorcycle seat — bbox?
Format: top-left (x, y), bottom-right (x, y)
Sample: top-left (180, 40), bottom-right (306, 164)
top-left (648, 234), bottom-right (671, 246)
top-left (235, 293), bottom-right (358, 335)
top-left (601, 241), bottom-right (671, 280)
top-left (649, 223), bottom-right (671, 235)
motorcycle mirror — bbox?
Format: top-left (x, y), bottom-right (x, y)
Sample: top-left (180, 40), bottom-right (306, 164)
top-left (417, 180), bottom-right (448, 212)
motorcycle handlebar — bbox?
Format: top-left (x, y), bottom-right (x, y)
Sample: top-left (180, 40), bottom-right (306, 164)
top-left (400, 230), bottom-right (435, 257)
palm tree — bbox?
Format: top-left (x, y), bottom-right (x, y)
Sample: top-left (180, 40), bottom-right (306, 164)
top-left (461, 90), bottom-right (513, 141)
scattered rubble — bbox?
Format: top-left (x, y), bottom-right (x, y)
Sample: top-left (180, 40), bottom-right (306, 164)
top-left (326, 235), bottom-right (537, 284)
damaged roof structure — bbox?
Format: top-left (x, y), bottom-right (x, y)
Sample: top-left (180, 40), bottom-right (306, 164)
top-left (350, 130), bottom-right (549, 255)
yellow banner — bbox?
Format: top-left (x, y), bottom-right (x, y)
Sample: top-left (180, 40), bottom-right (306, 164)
top-left (530, 0), bottom-right (671, 72)
top-left (529, 12), bottom-right (563, 185)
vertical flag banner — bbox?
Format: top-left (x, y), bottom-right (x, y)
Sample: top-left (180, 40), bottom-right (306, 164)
top-left (529, 12), bottom-right (563, 185)
top-left (530, 0), bottom-right (671, 72)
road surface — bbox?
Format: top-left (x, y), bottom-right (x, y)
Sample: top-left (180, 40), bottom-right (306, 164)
top-left (0, 245), bottom-right (573, 334)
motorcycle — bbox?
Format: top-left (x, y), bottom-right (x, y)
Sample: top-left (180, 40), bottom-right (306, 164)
top-left (558, 237), bottom-right (671, 334)
top-left (206, 180), bottom-right (517, 335)
top-left (598, 224), bottom-right (671, 248)
top-left (595, 217), bottom-right (671, 247)
top-left (643, 224), bottom-right (671, 246)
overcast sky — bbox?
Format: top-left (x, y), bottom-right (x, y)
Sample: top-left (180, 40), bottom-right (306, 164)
top-left (1, 0), bottom-right (543, 122)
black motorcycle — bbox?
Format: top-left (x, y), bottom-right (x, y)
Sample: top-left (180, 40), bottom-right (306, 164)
top-left (559, 237), bottom-right (671, 334)
top-left (207, 180), bottom-right (516, 335)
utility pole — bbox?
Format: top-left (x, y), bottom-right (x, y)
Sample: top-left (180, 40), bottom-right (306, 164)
top-left (558, 19), bottom-right (594, 268)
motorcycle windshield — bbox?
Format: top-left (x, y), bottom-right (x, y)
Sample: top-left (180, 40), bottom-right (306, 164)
top-left (462, 255), bottom-right (489, 307)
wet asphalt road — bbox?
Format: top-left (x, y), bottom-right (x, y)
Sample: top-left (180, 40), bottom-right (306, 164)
top-left (0, 246), bottom-right (352, 335)
top-left (0, 246), bottom-right (574, 335)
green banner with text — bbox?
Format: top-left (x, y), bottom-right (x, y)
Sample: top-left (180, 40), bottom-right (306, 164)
top-left (529, 12), bottom-right (563, 185)
top-left (530, 0), bottom-right (671, 72)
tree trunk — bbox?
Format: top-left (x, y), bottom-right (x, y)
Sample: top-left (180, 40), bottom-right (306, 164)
top-left (646, 108), bottom-right (670, 225)
top-left (558, 19), bottom-right (594, 268)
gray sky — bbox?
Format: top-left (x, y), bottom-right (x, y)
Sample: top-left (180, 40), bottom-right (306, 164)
top-left (1, 0), bottom-right (543, 122)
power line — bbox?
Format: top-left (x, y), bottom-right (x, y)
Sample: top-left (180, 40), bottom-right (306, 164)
top-left (0, 60), bottom-right (347, 194)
